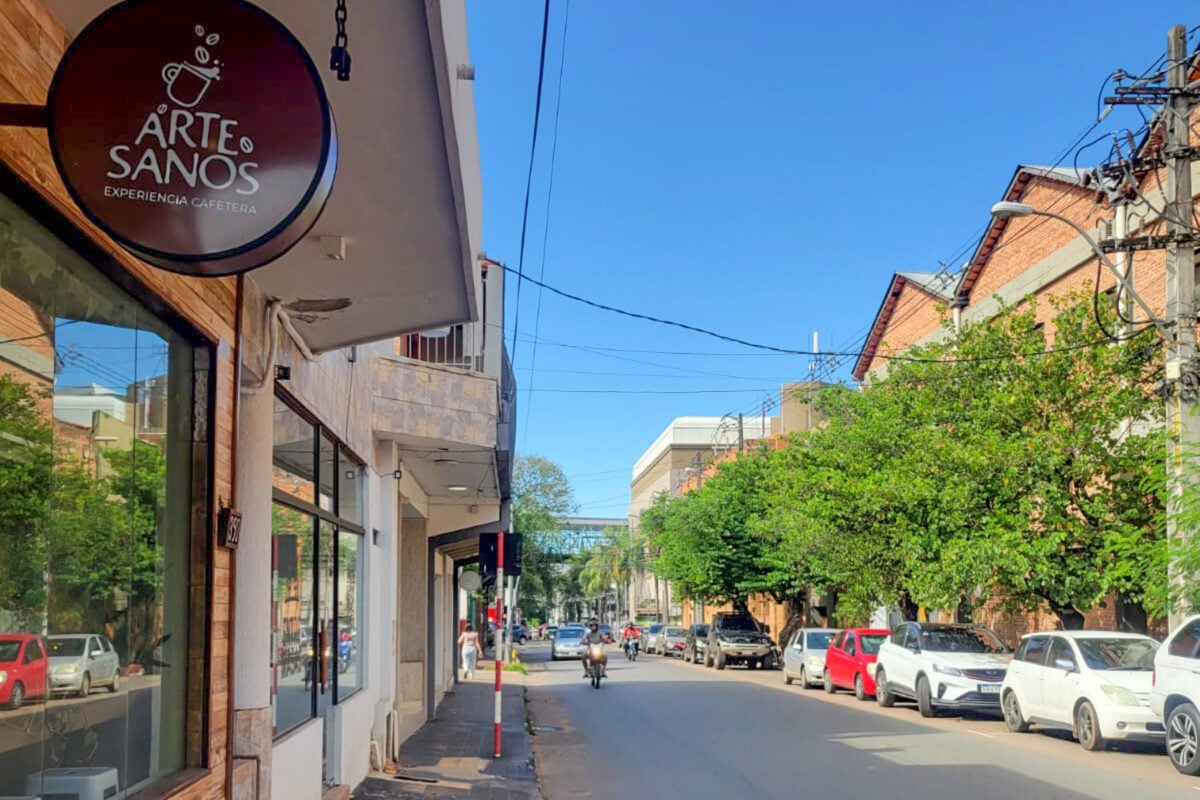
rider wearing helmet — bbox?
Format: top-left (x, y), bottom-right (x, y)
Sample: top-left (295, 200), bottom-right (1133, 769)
top-left (581, 619), bottom-right (607, 678)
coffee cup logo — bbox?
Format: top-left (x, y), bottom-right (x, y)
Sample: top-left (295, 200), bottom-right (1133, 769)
top-left (161, 25), bottom-right (222, 108)
top-left (162, 61), bottom-right (220, 108)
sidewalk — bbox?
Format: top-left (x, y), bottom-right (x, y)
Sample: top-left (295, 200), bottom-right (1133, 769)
top-left (352, 662), bottom-right (541, 800)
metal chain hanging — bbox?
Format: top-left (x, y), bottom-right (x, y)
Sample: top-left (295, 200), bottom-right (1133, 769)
top-left (329, 0), bottom-right (351, 81)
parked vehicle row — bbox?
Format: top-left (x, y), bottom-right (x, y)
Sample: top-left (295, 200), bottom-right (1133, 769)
top-left (0, 633), bottom-right (122, 710)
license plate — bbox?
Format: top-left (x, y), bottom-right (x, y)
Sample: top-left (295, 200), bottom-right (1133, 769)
top-left (980, 684), bottom-right (1000, 695)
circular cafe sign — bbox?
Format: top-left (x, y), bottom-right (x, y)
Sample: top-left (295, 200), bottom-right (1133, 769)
top-left (47, 0), bottom-right (337, 277)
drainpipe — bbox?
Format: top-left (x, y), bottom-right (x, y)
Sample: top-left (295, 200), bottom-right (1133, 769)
top-left (952, 303), bottom-right (962, 334)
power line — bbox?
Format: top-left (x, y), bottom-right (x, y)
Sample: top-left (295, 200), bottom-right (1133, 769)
top-left (507, 0), bottom-right (553, 367)
top-left (523, 0), bottom-right (571, 446)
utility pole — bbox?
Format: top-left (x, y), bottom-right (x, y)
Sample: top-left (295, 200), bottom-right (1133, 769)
top-left (1165, 24), bottom-right (1198, 630)
top-left (737, 413), bottom-right (744, 453)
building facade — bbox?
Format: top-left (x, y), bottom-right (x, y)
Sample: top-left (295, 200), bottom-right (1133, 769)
top-left (0, 4), bottom-right (509, 800)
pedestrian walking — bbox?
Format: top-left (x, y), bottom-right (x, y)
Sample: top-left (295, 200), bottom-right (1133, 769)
top-left (458, 624), bottom-right (480, 680)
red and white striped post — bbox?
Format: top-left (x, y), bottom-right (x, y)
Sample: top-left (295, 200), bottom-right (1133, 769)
top-left (493, 530), bottom-right (505, 758)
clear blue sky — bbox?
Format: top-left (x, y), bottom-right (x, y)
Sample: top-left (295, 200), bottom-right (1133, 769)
top-left (465, 1), bottom-right (1196, 517)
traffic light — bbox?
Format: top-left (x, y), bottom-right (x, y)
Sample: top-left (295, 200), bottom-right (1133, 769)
top-left (478, 532), bottom-right (522, 584)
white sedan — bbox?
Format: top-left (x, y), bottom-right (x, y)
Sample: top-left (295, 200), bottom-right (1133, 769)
top-left (1000, 630), bottom-right (1162, 750)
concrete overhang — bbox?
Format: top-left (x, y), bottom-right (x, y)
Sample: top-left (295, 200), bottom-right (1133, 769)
top-left (373, 355), bottom-right (500, 506)
top-left (46, 0), bottom-right (483, 353)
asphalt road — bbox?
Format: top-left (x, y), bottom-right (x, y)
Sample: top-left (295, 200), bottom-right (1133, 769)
top-left (522, 641), bottom-right (1200, 800)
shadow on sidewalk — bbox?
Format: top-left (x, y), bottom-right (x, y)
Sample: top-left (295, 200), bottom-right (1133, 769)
top-left (353, 666), bottom-right (541, 800)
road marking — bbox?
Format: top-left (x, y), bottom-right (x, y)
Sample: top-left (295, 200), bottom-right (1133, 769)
top-left (967, 729), bottom-right (996, 738)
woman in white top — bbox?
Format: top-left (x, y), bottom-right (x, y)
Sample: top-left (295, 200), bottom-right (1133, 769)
top-left (458, 625), bottom-right (480, 680)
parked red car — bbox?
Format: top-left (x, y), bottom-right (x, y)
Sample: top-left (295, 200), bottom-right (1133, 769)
top-left (823, 628), bottom-right (890, 700)
top-left (0, 634), bottom-right (48, 710)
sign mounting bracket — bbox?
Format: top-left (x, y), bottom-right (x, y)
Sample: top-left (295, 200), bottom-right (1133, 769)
top-left (0, 103), bottom-right (48, 128)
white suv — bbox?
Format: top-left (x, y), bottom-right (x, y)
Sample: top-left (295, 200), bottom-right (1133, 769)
top-left (1001, 631), bottom-right (1161, 750)
top-left (874, 622), bottom-right (1011, 717)
top-left (1151, 614), bottom-right (1200, 775)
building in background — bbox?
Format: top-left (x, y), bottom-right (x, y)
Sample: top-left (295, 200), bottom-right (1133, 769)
top-left (628, 385), bottom-right (824, 624)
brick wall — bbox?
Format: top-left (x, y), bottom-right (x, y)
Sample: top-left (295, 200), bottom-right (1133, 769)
top-left (865, 280), bottom-right (949, 376)
top-left (0, 2), bottom-right (236, 798)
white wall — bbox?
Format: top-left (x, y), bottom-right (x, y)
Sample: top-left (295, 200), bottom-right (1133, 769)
top-left (330, 690), bottom-right (374, 788)
top-left (271, 720), bottom-right (323, 800)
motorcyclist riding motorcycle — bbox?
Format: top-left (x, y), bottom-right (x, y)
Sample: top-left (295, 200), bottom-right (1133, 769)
top-left (581, 620), bottom-right (608, 679)
top-left (622, 621), bottom-right (640, 658)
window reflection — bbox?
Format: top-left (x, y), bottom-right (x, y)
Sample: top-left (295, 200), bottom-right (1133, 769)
top-left (337, 531), bottom-right (362, 699)
top-left (0, 192), bottom-right (194, 796)
top-left (271, 503), bottom-right (315, 735)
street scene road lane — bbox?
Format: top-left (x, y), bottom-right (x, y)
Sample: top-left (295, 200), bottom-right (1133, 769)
top-left (522, 642), bottom-right (1198, 800)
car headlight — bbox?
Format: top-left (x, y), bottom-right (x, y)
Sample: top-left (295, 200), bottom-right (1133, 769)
top-left (55, 663), bottom-right (79, 675)
top-left (932, 664), bottom-right (963, 677)
top-left (1101, 685), bottom-right (1140, 706)
top-left (0, 670), bottom-right (7, 684)
top-left (807, 656), bottom-right (823, 667)
top-left (866, 663), bottom-right (877, 677)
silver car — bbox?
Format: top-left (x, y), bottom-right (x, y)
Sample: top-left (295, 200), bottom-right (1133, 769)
top-left (551, 628), bottom-right (587, 661)
top-left (782, 628), bottom-right (837, 689)
top-left (640, 623), bottom-right (665, 654)
top-left (660, 626), bottom-right (688, 658)
top-left (48, 634), bottom-right (121, 697)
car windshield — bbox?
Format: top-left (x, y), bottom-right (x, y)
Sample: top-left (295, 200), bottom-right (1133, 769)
top-left (648, 624), bottom-right (664, 633)
top-left (557, 630), bottom-right (583, 641)
top-left (806, 632), bottom-right (834, 650)
top-left (694, 625), bottom-right (709, 636)
top-left (860, 634), bottom-right (887, 655)
top-left (919, 626), bottom-right (1006, 653)
top-left (665, 627), bottom-right (685, 637)
top-left (720, 616), bottom-right (759, 632)
top-left (1076, 638), bottom-right (1157, 670)
top-left (48, 638), bottom-right (86, 657)
top-left (0, 641), bottom-right (21, 661)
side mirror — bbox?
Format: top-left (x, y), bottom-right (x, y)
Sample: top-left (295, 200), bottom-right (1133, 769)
top-left (90, 649), bottom-right (103, 658)
top-left (907, 643), bottom-right (920, 654)
top-left (1054, 658), bottom-right (1076, 672)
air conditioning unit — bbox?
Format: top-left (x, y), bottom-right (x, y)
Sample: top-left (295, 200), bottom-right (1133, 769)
top-left (25, 767), bottom-right (119, 800)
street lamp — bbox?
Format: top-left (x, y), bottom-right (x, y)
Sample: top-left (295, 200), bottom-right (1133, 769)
top-left (988, 202), bottom-right (1165, 336)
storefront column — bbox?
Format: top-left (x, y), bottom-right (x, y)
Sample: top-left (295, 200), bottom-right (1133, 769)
top-left (232, 370), bottom-right (275, 800)
top-left (394, 514), bottom-right (427, 743)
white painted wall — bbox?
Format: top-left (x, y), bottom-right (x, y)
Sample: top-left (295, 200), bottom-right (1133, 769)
top-left (330, 689), bottom-right (374, 788)
top-left (271, 720), bottom-right (323, 800)
top-left (234, 382), bottom-right (274, 709)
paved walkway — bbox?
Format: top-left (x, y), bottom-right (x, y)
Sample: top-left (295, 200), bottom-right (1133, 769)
top-left (352, 662), bottom-right (541, 800)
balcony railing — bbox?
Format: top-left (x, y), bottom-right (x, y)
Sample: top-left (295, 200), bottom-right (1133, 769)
top-left (394, 324), bottom-right (482, 372)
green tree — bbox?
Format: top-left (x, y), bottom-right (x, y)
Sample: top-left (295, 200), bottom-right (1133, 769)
top-left (511, 455), bottom-right (575, 621)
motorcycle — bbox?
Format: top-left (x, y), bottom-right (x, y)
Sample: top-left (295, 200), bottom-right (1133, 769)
top-left (585, 643), bottom-right (607, 689)
top-left (338, 637), bottom-right (354, 674)
top-left (624, 638), bottom-right (638, 661)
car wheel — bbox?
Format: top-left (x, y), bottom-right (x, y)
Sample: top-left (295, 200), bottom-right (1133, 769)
top-left (916, 675), bottom-right (936, 718)
top-left (1075, 701), bottom-right (1104, 751)
top-left (875, 669), bottom-right (894, 707)
top-left (109, 671), bottom-right (120, 693)
top-left (823, 669), bottom-right (835, 694)
top-left (799, 666), bottom-right (810, 688)
top-left (715, 650), bottom-right (726, 671)
top-left (784, 669), bottom-right (793, 686)
top-left (854, 674), bottom-right (867, 701)
top-left (1168, 702), bottom-right (1200, 775)
top-left (551, 653), bottom-right (559, 661)
top-left (78, 673), bottom-right (91, 698)
top-left (6, 681), bottom-right (24, 710)
top-left (1002, 690), bottom-right (1030, 733)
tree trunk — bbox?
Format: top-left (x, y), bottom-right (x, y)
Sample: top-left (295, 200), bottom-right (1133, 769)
top-left (955, 597), bottom-right (974, 624)
top-left (899, 592), bottom-right (920, 622)
top-left (779, 596), bottom-right (805, 649)
top-left (1047, 600), bottom-right (1086, 630)
top-left (1116, 594), bottom-right (1149, 634)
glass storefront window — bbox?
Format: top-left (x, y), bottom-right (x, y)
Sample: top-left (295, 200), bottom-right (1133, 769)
top-left (318, 433), bottom-right (335, 513)
top-left (269, 397), bottom-right (365, 735)
top-left (0, 191), bottom-right (200, 796)
top-left (336, 531), bottom-right (363, 699)
top-left (273, 399), bottom-right (314, 502)
top-left (270, 503), bottom-right (315, 735)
